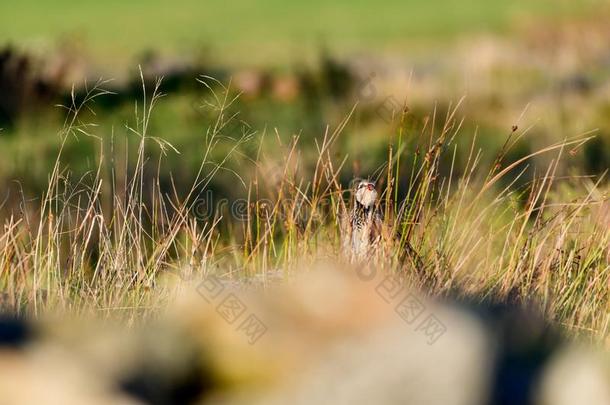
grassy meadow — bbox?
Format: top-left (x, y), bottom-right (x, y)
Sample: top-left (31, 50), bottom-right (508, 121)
top-left (0, 0), bottom-right (608, 340)
top-left (0, 3), bottom-right (610, 403)
top-left (0, 74), bottom-right (607, 343)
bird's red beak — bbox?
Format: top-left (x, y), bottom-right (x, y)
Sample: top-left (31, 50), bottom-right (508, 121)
top-left (367, 184), bottom-right (374, 191)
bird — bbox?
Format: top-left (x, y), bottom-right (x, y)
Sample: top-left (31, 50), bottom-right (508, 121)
top-left (344, 180), bottom-right (383, 261)
top-left (343, 179), bottom-right (425, 271)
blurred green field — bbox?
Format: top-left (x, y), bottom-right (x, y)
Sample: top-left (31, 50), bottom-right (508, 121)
top-left (0, 0), bottom-right (608, 201)
top-left (0, 0), bottom-right (602, 70)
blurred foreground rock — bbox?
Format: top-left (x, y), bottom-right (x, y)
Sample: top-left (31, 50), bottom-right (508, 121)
top-left (0, 264), bottom-right (609, 405)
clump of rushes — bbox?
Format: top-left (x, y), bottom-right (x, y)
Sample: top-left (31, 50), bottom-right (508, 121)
top-left (0, 74), bottom-right (607, 343)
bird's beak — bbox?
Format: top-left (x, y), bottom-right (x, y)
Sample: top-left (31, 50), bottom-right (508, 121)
top-left (367, 184), bottom-right (374, 191)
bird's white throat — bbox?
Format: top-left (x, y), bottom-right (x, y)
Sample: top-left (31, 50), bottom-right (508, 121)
top-left (355, 188), bottom-right (378, 209)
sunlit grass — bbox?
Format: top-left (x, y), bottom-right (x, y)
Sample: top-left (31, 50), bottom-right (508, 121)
top-left (0, 76), bottom-right (607, 343)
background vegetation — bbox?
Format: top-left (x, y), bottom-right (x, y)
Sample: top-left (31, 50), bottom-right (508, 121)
top-left (0, 3), bottom-right (609, 404)
top-left (0, 0), bottom-right (608, 338)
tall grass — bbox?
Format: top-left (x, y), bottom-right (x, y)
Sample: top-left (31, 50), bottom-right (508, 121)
top-left (0, 75), bottom-right (607, 342)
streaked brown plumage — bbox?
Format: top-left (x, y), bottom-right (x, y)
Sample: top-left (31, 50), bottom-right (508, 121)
top-left (343, 180), bottom-right (424, 270)
top-left (345, 180), bottom-right (382, 261)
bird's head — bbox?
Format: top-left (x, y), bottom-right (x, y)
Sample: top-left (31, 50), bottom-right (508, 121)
top-left (354, 181), bottom-right (378, 209)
